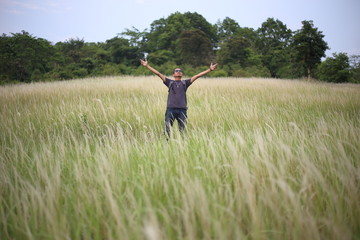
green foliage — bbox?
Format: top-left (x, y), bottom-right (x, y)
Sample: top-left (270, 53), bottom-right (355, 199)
top-left (30, 68), bottom-right (43, 81)
top-left (0, 31), bottom-right (54, 82)
top-left (73, 68), bottom-right (88, 78)
top-left (256, 18), bottom-right (293, 78)
top-left (257, 18), bottom-right (292, 53)
top-left (120, 26), bottom-right (147, 48)
top-left (55, 38), bottom-right (85, 63)
top-left (317, 53), bottom-right (352, 83)
top-left (105, 37), bottom-right (139, 65)
top-left (349, 55), bottom-right (360, 83)
top-left (181, 65), bottom-right (208, 77)
top-left (232, 66), bottom-right (271, 78)
top-left (146, 11), bottom-right (216, 52)
top-left (216, 17), bottom-right (241, 42)
top-left (156, 61), bottom-right (179, 76)
top-left (0, 14), bottom-right (356, 84)
top-left (101, 63), bottom-right (121, 75)
top-left (176, 29), bottom-right (214, 66)
top-left (147, 50), bottom-right (174, 65)
top-left (291, 20), bottom-right (329, 79)
top-left (217, 36), bottom-right (251, 67)
top-left (56, 69), bottom-right (74, 80)
top-left (208, 69), bottom-right (228, 77)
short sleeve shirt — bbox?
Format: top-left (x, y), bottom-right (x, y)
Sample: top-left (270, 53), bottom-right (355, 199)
top-left (164, 78), bottom-right (192, 109)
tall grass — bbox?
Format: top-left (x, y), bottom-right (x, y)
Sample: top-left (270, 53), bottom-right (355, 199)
top-left (1, 76), bottom-right (359, 240)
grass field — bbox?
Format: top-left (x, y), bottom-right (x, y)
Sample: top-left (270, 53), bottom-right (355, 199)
top-left (1, 76), bottom-right (359, 240)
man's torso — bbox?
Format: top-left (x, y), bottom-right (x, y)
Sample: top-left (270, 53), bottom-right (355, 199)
top-left (164, 78), bottom-right (192, 109)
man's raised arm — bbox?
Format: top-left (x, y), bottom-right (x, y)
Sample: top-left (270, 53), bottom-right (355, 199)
top-left (190, 63), bottom-right (218, 83)
top-left (140, 59), bottom-right (166, 82)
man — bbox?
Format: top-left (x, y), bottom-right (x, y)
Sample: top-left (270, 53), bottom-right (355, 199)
top-left (140, 59), bottom-right (218, 138)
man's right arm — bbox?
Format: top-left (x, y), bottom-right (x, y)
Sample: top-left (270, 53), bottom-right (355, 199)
top-left (140, 59), bottom-right (166, 82)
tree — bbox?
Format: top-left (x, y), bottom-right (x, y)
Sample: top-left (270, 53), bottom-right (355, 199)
top-left (317, 53), bottom-right (352, 83)
top-left (120, 27), bottom-right (147, 47)
top-left (147, 50), bottom-right (174, 66)
top-left (292, 20), bottom-right (329, 80)
top-left (217, 36), bottom-right (251, 68)
top-left (183, 12), bottom-right (217, 45)
top-left (257, 18), bottom-right (292, 77)
top-left (146, 12), bottom-right (216, 53)
top-left (105, 37), bottom-right (139, 65)
top-left (176, 29), bottom-right (214, 67)
top-left (349, 55), bottom-right (360, 83)
top-left (55, 38), bottom-right (85, 64)
top-left (257, 18), bottom-right (292, 53)
top-left (216, 17), bottom-right (241, 42)
top-left (0, 31), bottom-right (54, 82)
top-left (216, 17), bottom-right (258, 48)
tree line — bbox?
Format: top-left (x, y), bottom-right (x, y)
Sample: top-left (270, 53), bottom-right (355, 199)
top-left (1, 12), bottom-right (359, 84)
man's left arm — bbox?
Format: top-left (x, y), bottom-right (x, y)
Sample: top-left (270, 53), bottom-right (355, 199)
top-left (190, 63), bottom-right (218, 83)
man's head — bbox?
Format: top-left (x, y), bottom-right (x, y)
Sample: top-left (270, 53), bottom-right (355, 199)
top-left (173, 68), bottom-right (183, 80)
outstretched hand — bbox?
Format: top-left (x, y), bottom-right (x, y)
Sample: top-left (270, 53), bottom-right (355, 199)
top-left (210, 63), bottom-right (218, 71)
top-left (140, 59), bottom-right (148, 66)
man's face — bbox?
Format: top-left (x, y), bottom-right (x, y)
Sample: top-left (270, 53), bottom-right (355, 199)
top-left (173, 68), bottom-right (183, 78)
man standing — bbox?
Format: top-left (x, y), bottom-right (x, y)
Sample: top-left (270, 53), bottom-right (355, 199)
top-left (140, 59), bottom-right (218, 138)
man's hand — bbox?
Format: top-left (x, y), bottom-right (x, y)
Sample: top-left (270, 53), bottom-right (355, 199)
top-left (210, 63), bottom-right (218, 71)
top-left (140, 59), bottom-right (148, 67)
top-left (190, 63), bottom-right (219, 83)
top-left (139, 59), bottom-right (166, 82)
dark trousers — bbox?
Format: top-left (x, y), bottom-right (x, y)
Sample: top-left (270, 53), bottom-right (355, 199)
top-left (165, 108), bottom-right (187, 138)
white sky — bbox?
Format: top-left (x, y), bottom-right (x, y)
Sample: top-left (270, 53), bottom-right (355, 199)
top-left (1, 0), bottom-right (359, 57)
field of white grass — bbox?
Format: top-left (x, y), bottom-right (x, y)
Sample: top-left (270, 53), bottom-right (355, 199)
top-left (1, 76), bottom-right (359, 240)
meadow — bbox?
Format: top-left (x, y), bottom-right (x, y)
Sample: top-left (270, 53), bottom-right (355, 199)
top-left (0, 76), bottom-right (359, 240)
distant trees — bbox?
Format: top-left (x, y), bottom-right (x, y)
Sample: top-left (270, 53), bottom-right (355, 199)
top-left (349, 55), bottom-right (360, 83)
top-left (176, 29), bottom-right (214, 67)
top-left (292, 20), bottom-right (329, 80)
top-left (105, 37), bottom-right (139, 65)
top-left (217, 36), bottom-right (251, 67)
top-left (317, 53), bottom-right (352, 83)
top-left (257, 18), bottom-right (292, 78)
top-left (147, 12), bottom-right (211, 49)
top-left (1, 12), bottom-right (358, 84)
top-left (216, 17), bottom-right (242, 43)
top-left (0, 31), bottom-right (54, 82)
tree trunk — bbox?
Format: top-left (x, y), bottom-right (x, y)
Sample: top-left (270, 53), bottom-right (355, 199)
top-left (307, 68), bottom-right (311, 81)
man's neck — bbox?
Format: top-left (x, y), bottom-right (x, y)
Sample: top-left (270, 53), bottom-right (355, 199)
top-left (174, 77), bottom-right (182, 81)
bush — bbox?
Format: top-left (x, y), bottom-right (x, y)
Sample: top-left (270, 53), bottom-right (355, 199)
top-left (351, 67), bottom-right (360, 83)
top-left (73, 68), bottom-right (88, 78)
top-left (31, 69), bottom-right (43, 81)
top-left (58, 70), bottom-right (74, 80)
top-left (133, 65), bottom-right (154, 76)
top-left (118, 64), bottom-right (135, 75)
top-left (208, 69), bottom-right (228, 77)
top-left (317, 53), bottom-right (352, 83)
top-left (147, 50), bottom-right (174, 65)
top-left (232, 68), bottom-right (250, 77)
top-left (246, 66), bottom-right (271, 77)
top-left (101, 63), bottom-right (120, 76)
top-left (232, 66), bottom-right (271, 78)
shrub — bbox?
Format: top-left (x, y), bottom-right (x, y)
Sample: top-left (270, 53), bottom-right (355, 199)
top-left (208, 69), bottom-right (228, 77)
top-left (317, 53), bottom-right (352, 83)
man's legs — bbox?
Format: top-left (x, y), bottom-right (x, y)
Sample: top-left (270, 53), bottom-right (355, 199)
top-left (165, 109), bottom-right (175, 139)
top-left (176, 109), bottom-right (187, 133)
top-left (164, 108), bottom-right (187, 139)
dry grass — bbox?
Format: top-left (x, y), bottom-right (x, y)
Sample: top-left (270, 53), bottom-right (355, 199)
top-left (1, 76), bottom-right (360, 240)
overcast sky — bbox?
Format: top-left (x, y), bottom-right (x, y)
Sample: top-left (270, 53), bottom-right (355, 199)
top-left (1, 0), bottom-right (359, 57)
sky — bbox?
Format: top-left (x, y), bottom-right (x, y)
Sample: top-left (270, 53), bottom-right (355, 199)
top-left (1, 0), bottom-right (359, 57)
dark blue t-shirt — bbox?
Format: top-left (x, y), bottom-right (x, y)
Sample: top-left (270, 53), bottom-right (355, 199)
top-left (164, 78), bottom-right (192, 109)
